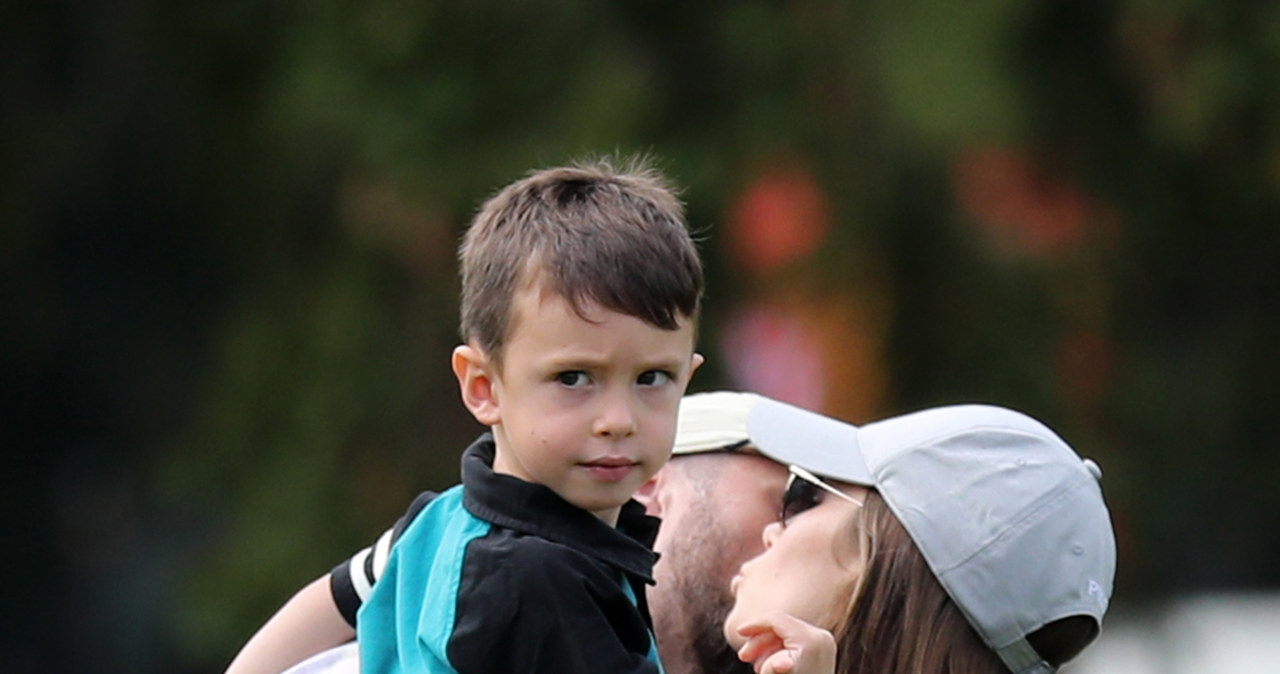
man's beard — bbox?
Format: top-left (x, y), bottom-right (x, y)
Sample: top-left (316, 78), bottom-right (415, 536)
top-left (661, 524), bottom-right (755, 674)
top-left (686, 597), bottom-right (751, 674)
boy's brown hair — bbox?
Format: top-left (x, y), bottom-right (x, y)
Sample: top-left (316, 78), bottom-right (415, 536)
top-left (458, 156), bottom-right (703, 368)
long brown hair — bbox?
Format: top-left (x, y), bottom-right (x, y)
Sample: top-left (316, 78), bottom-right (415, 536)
top-left (831, 491), bottom-right (1097, 673)
top-left (832, 490), bottom-right (1005, 673)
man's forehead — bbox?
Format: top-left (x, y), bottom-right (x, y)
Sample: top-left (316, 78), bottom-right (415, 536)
top-left (694, 450), bottom-right (789, 520)
top-left (673, 446), bottom-right (787, 480)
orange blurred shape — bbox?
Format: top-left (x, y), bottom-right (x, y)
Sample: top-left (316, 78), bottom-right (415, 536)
top-left (727, 165), bottom-right (832, 275)
top-left (718, 291), bottom-right (889, 423)
top-left (952, 146), bottom-right (1109, 260)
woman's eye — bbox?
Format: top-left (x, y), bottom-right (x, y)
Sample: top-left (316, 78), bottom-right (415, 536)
top-left (780, 480), bottom-right (824, 526)
top-left (556, 371), bottom-right (589, 388)
top-left (637, 370), bottom-right (672, 387)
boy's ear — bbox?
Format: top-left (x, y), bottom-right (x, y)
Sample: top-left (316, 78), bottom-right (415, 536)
top-left (452, 344), bottom-right (501, 426)
top-left (634, 466), bottom-right (670, 517)
top-left (689, 352), bottom-right (705, 379)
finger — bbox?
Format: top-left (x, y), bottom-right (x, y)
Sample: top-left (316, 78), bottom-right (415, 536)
top-left (742, 612), bottom-right (833, 646)
top-left (738, 612), bottom-right (837, 674)
top-left (760, 650), bottom-right (797, 674)
top-left (737, 629), bottom-right (783, 664)
top-left (736, 615), bottom-right (793, 643)
top-left (736, 620), bottom-right (775, 638)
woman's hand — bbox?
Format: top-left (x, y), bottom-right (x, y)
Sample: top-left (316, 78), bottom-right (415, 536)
top-left (734, 611), bottom-right (837, 674)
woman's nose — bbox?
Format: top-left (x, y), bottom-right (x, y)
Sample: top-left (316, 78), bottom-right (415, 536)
top-left (761, 521), bottom-right (783, 549)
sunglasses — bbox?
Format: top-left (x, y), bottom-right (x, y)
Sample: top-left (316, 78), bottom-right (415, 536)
top-left (781, 465), bottom-right (864, 526)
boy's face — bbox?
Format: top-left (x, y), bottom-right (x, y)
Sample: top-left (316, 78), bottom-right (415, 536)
top-left (456, 282), bottom-right (702, 525)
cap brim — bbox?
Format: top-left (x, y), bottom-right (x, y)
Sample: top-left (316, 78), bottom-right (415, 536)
top-left (745, 396), bottom-right (874, 486)
top-left (672, 391), bottom-right (757, 454)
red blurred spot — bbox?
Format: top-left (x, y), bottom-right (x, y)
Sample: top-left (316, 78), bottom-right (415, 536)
top-left (952, 146), bottom-right (1113, 259)
top-left (726, 166), bottom-right (832, 276)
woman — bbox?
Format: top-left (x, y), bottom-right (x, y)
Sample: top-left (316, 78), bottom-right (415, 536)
top-left (715, 400), bottom-right (1116, 674)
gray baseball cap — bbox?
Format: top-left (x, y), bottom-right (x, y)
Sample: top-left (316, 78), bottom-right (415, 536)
top-left (674, 391), bottom-right (1116, 674)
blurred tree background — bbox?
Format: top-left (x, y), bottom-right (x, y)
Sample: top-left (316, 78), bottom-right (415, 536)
top-left (4, 1), bottom-right (1279, 672)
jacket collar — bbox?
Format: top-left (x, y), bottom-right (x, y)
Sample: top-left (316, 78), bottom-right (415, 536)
top-left (460, 434), bottom-right (661, 583)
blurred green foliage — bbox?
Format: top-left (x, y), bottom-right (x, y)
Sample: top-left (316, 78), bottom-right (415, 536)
top-left (5, 1), bottom-right (1280, 672)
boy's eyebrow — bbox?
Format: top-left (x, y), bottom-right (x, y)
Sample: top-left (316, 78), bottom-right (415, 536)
top-left (542, 352), bottom-right (691, 372)
top-left (638, 355), bottom-right (693, 372)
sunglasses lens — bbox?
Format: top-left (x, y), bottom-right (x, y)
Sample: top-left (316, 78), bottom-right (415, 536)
top-left (780, 477), bottom-right (823, 525)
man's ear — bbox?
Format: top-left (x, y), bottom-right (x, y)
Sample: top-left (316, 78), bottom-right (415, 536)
top-left (452, 344), bottom-right (500, 426)
top-left (634, 465), bottom-right (671, 517)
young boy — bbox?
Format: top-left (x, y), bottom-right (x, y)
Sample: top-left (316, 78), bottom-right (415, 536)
top-left (224, 158), bottom-right (704, 674)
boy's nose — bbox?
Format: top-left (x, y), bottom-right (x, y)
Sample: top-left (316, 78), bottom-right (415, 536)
top-left (593, 391), bottom-right (638, 438)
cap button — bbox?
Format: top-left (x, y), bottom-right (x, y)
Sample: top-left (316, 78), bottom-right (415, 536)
top-left (1082, 458), bottom-right (1103, 481)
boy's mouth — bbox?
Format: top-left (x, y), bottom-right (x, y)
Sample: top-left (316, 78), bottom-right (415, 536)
top-left (579, 457), bottom-right (639, 482)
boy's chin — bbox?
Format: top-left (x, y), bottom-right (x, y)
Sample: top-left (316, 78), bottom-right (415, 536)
top-left (562, 479), bottom-right (644, 513)
top-left (562, 493), bottom-right (630, 521)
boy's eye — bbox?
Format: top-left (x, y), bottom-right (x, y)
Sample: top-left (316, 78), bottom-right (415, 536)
top-left (555, 371), bottom-right (589, 388)
top-left (637, 370), bottom-right (672, 387)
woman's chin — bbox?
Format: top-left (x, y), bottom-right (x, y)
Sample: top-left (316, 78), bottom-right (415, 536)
top-left (721, 606), bottom-right (747, 650)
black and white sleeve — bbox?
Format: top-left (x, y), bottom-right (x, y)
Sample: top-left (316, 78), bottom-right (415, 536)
top-left (329, 490), bottom-right (438, 627)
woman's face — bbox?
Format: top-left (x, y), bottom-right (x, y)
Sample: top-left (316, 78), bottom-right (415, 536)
top-left (722, 476), bottom-right (869, 650)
